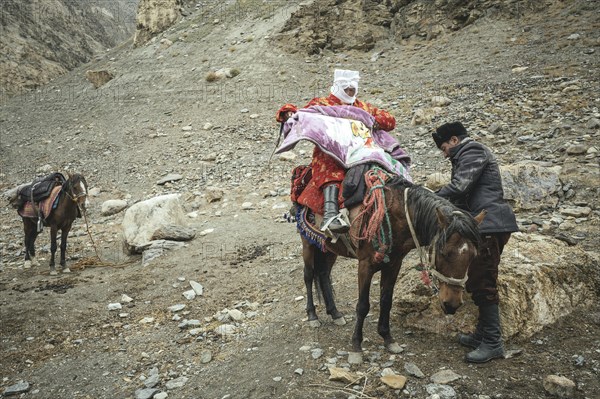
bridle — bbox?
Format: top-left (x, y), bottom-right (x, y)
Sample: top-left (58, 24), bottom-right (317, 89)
top-left (404, 188), bottom-right (469, 291)
top-left (63, 179), bottom-right (88, 204)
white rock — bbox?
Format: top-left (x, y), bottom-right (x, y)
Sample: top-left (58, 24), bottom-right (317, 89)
top-left (214, 324), bottom-right (236, 336)
top-left (278, 152), bottom-right (296, 161)
top-left (311, 348), bottom-right (324, 359)
top-left (168, 304), bottom-right (186, 312)
top-left (227, 309), bottom-right (244, 321)
top-left (199, 228), bottom-right (214, 236)
top-left (157, 174), bottom-right (183, 185)
top-left (139, 317), bottom-right (155, 324)
top-left (431, 369), bottom-right (461, 384)
top-left (511, 66), bottom-right (529, 73)
top-left (200, 349), bottom-right (212, 363)
top-left (153, 393), bottom-right (168, 399)
top-left (430, 96), bottom-right (452, 107)
top-left (121, 294), bottom-right (134, 303)
top-left (543, 375), bottom-right (575, 398)
top-left (165, 376), bottom-right (188, 390)
top-left (182, 290), bottom-right (196, 300)
top-left (107, 303), bottom-right (122, 311)
top-left (101, 199), bottom-right (128, 216)
top-left (122, 194), bottom-right (188, 253)
top-left (241, 202), bottom-right (253, 210)
top-left (202, 123), bottom-right (214, 130)
top-left (181, 125), bottom-right (192, 131)
top-left (189, 280), bottom-right (204, 296)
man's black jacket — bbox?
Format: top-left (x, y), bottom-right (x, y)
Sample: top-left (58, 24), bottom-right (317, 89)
top-left (437, 138), bottom-right (518, 234)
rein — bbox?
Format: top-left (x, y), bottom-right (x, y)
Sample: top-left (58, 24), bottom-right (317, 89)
top-left (403, 188), bottom-right (468, 290)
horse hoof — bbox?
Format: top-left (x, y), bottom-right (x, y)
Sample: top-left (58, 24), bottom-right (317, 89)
top-left (50, 270), bottom-right (58, 276)
top-left (308, 319), bottom-right (321, 328)
top-left (24, 260), bottom-right (32, 269)
top-left (62, 268), bottom-right (71, 274)
top-left (387, 342), bottom-right (404, 354)
top-left (348, 352), bottom-right (363, 364)
top-left (333, 316), bottom-right (347, 326)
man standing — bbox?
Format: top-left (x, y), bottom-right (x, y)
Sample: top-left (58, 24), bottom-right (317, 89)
top-left (432, 122), bottom-right (518, 363)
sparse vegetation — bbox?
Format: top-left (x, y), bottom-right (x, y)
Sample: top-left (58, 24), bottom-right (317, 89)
top-left (205, 71), bottom-right (219, 82)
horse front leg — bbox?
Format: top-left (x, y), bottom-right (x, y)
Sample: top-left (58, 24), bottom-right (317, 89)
top-left (317, 251), bottom-right (345, 325)
top-left (49, 225), bottom-right (58, 275)
top-left (378, 258), bottom-right (403, 354)
top-left (302, 240), bottom-right (320, 327)
top-left (60, 226), bottom-right (71, 273)
top-left (350, 258), bottom-right (374, 364)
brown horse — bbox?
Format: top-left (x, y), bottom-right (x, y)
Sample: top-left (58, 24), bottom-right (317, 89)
top-left (299, 177), bottom-right (484, 363)
top-left (21, 173), bottom-right (89, 275)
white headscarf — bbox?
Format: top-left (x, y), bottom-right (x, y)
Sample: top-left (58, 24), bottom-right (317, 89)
top-left (330, 69), bottom-right (360, 104)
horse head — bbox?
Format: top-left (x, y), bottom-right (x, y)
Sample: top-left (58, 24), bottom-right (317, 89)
top-left (433, 208), bottom-right (485, 314)
top-left (65, 173), bottom-right (89, 210)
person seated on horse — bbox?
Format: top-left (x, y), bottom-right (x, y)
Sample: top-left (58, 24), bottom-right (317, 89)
top-left (276, 69), bottom-right (396, 234)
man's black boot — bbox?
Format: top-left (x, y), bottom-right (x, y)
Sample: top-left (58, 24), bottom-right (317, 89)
top-left (465, 303), bottom-right (505, 363)
top-left (458, 306), bottom-right (484, 349)
top-left (320, 184), bottom-right (349, 234)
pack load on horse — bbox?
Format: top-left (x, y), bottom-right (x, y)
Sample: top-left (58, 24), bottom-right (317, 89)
top-left (15, 172), bottom-right (89, 275)
top-left (274, 71), bottom-right (485, 363)
top-left (275, 69), bottom-right (410, 235)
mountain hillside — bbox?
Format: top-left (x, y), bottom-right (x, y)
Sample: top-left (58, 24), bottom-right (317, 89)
top-left (0, 0), bottom-right (138, 95)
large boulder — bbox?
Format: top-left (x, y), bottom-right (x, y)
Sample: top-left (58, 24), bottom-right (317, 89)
top-left (85, 70), bottom-right (113, 88)
top-left (501, 161), bottom-right (562, 211)
top-left (122, 194), bottom-right (188, 253)
top-left (134, 0), bottom-right (182, 47)
top-left (424, 161), bottom-right (563, 212)
top-left (396, 233), bottom-right (599, 339)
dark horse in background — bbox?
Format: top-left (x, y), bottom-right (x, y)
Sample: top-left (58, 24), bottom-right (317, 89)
top-left (300, 177), bottom-right (484, 363)
top-left (20, 173), bottom-right (89, 275)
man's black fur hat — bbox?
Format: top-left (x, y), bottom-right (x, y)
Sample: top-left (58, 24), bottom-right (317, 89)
top-left (432, 122), bottom-right (468, 148)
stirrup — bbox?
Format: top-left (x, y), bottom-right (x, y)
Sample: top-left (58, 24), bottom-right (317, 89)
top-left (37, 217), bottom-right (44, 233)
top-left (321, 209), bottom-right (350, 241)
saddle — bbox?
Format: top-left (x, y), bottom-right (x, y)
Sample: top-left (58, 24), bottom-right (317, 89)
top-left (289, 164), bottom-right (370, 210)
top-left (13, 173), bottom-right (66, 210)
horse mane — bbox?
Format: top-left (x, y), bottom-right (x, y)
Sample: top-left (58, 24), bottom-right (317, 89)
top-left (387, 177), bottom-right (481, 252)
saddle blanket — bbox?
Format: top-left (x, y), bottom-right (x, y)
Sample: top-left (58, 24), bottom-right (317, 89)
top-left (18, 186), bottom-right (62, 219)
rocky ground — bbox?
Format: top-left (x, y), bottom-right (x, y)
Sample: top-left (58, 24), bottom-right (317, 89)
top-left (1, 1), bottom-right (599, 398)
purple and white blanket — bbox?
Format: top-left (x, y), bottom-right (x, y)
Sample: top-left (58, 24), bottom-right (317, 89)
top-left (276, 105), bottom-right (411, 180)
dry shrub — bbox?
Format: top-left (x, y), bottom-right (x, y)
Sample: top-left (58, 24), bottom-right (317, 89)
top-left (206, 71), bottom-right (220, 82)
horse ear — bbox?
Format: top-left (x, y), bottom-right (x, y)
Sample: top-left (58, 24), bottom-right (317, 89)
top-left (474, 210), bottom-right (487, 225)
top-left (436, 208), bottom-right (449, 229)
